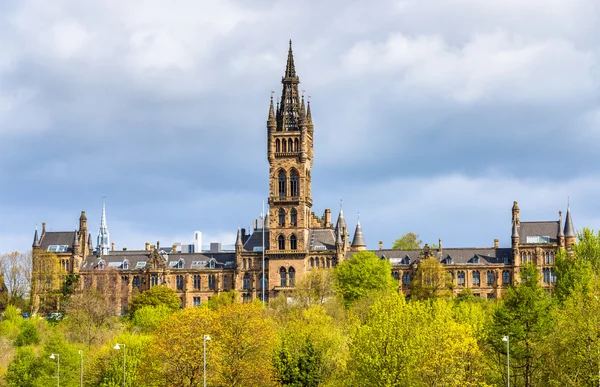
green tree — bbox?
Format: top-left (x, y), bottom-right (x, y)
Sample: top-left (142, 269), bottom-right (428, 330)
top-left (334, 251), bottom-right (395, 307)
top-left (6, 346), bottom-right (39, 387)
top-left (128, 286), bottom-right (180, 317)
top-left (392, 232), bottom-right (422, 250)
top-left (35, 332), bottom-right (81, 387)
top-left (15, 320), bottom-right (40, 346)
top-left (488, 263), bottom-right (553, 387)
top-left (63, 290), bottom-right (118, 348)
top-left (131, 304), bottom-right (173, 333)
top-left (274, 340), bottom-right (324, 387)
top-left (292, 268), bottom-right (336, 308)
top-left (207, 290), bottom-right (238, 311)
top-left (410, 257), bottom-right (453, 301)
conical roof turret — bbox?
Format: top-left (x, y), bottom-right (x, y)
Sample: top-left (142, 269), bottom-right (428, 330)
top-left (32, 227), bottom-right (40, 248)
top-left (336, 205), bottom-right (347, 231)
top-left (558, 211), bottom-right (565, 238)
top-left (351, 219), bottom-right (366, 248)
top-left (73, 230), bottom-right (80, 247)
top-left (88, 232), bottom-right (93, 252)
top-left (267, 94), bottom-right (276, 127)
top-left (335, 222), bottom-right (343, 246)
top-left (235, 226), bottom-right (243, 248)
top-left (564, 206), bottom-right (576, 237)
top-left (306, 99), bottom-right (313, 125)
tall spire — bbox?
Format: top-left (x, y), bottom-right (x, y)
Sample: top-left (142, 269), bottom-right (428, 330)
top-left (97, 198), bottom-right (110, 256)
top-left (32, 227), bottom-right (40, 248)
top-left (285, 39), bottom-right (296, 79)
top-left (564, 204), bottom-right (576, 237)
top-left (306, 97), bottom-right (313, 125)
top-left (268, 92), bottom-right (276, 124)
top-left (351, 216), bottom-right (366, 249)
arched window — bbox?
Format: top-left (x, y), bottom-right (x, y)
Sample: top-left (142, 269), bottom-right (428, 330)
top-left (326, 258), bottom-right (331, 268)
top-left (402, 257), bottom-right (410, 265)
top-left (278, 170), bottom-right (287, 197)
top-left (472, 271), bottom-right (480, 286)
top-left (549, 251), bottom-right (555, 264)
top-left (278, 235), bottom-right (285, 250)
top-left (243, 273), bottom-right (251, 290)
top-left (122, 260), bottom-right (129, 270)
top-left (282, 138), bottom-right (287, 153)
top-left (278, 208), bottom-right (285, 227)
top-left (208, 275), bottom-right (216, 290)
top-left (290, 209), bottom-right (297, 226)
top-left (503, 256), bottom-right (511, 264)
top-left (193, 275), bottom-right (201, 289)
top-left (457, 271), bottom-right (465, 286)
top-left (543, 268), bottom-right (550, 283)
top-left (289, 267), bottom-right (296, 286)
top-left (288, 138), bottom-right (293, 152)
top-left (527, 252), bottom-right (531, 262)
top-left (472, 256), bottom-right (479, 264)
top-left (502, 270), bottom-right (511, 284)
top-left (310, 257), bottom-right (314, 267)
top-left (151, 274), bottom-right (159, 287)
top-left (176, 275), bottom-right (184, 290)
top-left (487, 271), bottom-right (495, 285)
top-left (276, 139), bottom-right (281, 152)
top-left (392, 272), bottom-right (399, 281)
top-left (321, 258), bottom-right (325, 268)
top-left (177, 259), bottom-right (184, 269)
top-left (209, 258), bottom-right (216, 269)
top-left (402, 272), bottom-right (411, 285)
top-left (279, 267), bottom-right (287, 286)
top-left (133, 276), bottom-right (140, 288)
top-left (294, 138), bottom-right (299, 152)
top-left (243, 259), bottom-right (247, 269)
top-left (550, 268), bottom-right (557, 283)
top-left (290, 234), bottom-right (297, 250)
top-left (290, 170), bottom-right (299, 197)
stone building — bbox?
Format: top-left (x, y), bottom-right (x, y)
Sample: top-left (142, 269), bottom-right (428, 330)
top-left (30, 41), bottom-right (576, 313)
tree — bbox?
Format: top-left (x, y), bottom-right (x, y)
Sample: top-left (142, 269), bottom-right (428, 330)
top-left (130, 304), bottom-right (173, 333)
top-left (207, 290), bottom-right (238, 311)
top-left (64, 290), bottom-right (118, 348)
top-left (334, 251), bottom-right (395, 307)
top-left (127, 285), bottom-right (180, 316)
top-left (410, 257), bottom-right (453, 301)
top-left (34, 332), bottom-right (82, 387)
top-left (488, 263), bottom-right (553, 387)
top-left (30, 250), bottom-right (62, 315)
top-left (14, 320), bottom-right (40, 347)
top-left (6, 346), bottom-right (39, 387)
top-left (392, 232), bottom-right (422, 250)
top-left (0, 251), bottom-right (31, 309)
top-left (292, 268), bottom-right (336, 308)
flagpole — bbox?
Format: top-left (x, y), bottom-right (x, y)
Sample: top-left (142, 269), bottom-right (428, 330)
top-left (262, 200), bottom-right (266, 303)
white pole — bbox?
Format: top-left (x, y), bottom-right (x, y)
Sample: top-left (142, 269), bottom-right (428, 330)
top-left (123, 344), bottom-right (126, 387)
top-left (79, 350), bottom-right (83, 387)
top-left (203, 335), bottom-right (211, 387)
top-left (503, 335), bottom-right (510, 387)
top-left (262, 200), bottom-right (265, 303)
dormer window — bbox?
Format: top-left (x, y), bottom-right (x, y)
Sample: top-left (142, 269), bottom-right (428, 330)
top-left (177, 259), bottom-right (184, 269)
top-left (401, 256), bottom-right (410, 265)
top-left (209, 258), bottom-right (216, 269)
top-left (122, 260), bottom-right (129, 270)
top-left (472, 256), bottom-right (479, 264)
top-left (503, 256), bottom-right (511, 264)
top-left (98, 260), bottom-right (105, 270)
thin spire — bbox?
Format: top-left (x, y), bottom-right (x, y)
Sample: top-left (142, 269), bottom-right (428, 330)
top-left (98, 198), bottom-right (110, 256)
top-left (306, 96), bottom-right (313, 125)
top-left (73, 229), bottom-right (80, 247)
top-left (235, 225), bottom-right (243, 247)
top-left (284, 39), bottom-right (296, 79)
top-left (268, 91), bottom-right (275, 121)
top-left (299, 91), bottom-right (306, 122)
top-left (335, 221), bottom-right (343, 246)
top-left (352, 216), bottom-right (366, 247)
top-left (32, 226), bottom-right (40, 248)
top-left (564, 204), bottom-right (576, 237)
top-left (277, 40), bottom-right (301, 132)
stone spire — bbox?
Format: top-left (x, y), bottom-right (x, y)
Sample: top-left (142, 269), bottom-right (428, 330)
top-left (32, 227), bottom-right (40, 248)
top-left (88, 233), bottom-right (93, 253)
top-left (351, 216), bottom-right (366, 250)
top-left (564, 205), bottom-right (576, 238)
top-left (558, 210), bottom-right (565, 248)
top-left (73, 230), bottom-right (80, 247)
top-left (235, 225), bottom-right (243, 250)
top-left (267, 93), bottom-right (276, 127)
top-left (306, 98), bottom-right (313, 125)
top-left (97, 199), bottom-right (110, 256)
top-left (277, 40), bottom-right (302, 132)
top-left (335, 221), bottom-right (343, 246)
top-left (512, 219), bottom-right (519, 238)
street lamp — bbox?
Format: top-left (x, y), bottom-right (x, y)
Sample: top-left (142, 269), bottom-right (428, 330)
top-left (502, 335), bottom-right (510, 387)
top-left (114, 343), bottom-right (126, 387)
top-left (78, 350), bottom-right (83, 387)
top-left (204, 335), bottom-right (211, 387)
top-left (49, 353), bottom-right (60, 387)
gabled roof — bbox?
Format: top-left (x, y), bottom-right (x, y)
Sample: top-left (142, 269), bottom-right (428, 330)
top-left (348, 247), bottom-right (514, 266)
top-left (309, 229), bottom-right (336, 251)
top-left (80, 250), bottom-right (237, 271)
top-left (518, 221), bottom-right (559, 243)
top-left (243, 230), bottom-right (270, 252)
top-left (40, 231), bottom-right (76, 252)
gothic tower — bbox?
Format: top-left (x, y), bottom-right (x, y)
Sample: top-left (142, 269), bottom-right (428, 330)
top-left (267, 41), bottom-right (314, 252)
top-left (97, 199), bottom-right (110, 256)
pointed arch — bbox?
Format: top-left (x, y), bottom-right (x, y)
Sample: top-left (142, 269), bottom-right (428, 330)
top-left (290, 234), bottom-right (297, 250)
top-left (288, 138), bottom-right (293, 152)
top-left (279, 267), bottom-right (287, 286)
top-left (294, 138), bottom-right (299, 152)
top-left (282, 138), bottom-right (287, 153)
top-left (276, 139), bottom-right (281, 153)
top-left (290, 208), bottom-right (297, 226)
top-left (278, 208), bottom-right (286, 227)
top-left (278, 170), bottom-right (287, 197)
top-left (243, 272), bottom-right (251, 290)
top-left (288, 266), bottom-right (296, 286)
top-left (290, 169), bottom-right (299, 197)
top-left (278, 234), bottom-right (285, 250)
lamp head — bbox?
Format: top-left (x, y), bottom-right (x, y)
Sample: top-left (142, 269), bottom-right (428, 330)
top-left (113, 343), bottom-right (121, 350)
top-left (50, 354), bottom-right (56, 359)
top-left (204, 335), bottom-right (211, 341)
top-left (502, 336), bottom-right (509, 342)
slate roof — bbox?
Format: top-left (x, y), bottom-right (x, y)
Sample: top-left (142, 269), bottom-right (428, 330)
top-left (309, 229), bottom-right (336, 251)
top-left (518, 221), bottom-right (559, 243)
top-left (80, 250), bottom-right (237, 271)
top-left (347, 247), bottom-right (514, 266)
top-left (243, 230), bottom-right (270, 251)
top-left (40, 231), bottom-right (76, 252)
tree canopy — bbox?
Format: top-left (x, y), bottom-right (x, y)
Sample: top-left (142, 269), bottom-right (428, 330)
top-left (392, 232), bottom-right (423, 250)
top-left (127, 285), bottom-right (180, 316)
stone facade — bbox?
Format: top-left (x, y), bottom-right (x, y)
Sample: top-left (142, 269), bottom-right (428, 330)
top-left (30, 42), bottom-right (576, 313)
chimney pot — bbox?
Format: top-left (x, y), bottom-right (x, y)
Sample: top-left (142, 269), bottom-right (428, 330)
top-left (111, 242), bottom-right (115, 251)
top-left (145, 241), bottom-right (150, 251)
top-left (42, 222), bottom-right (46, 233)
top-left (438, 238), bottom-right (443, 252)
top-left (379, 240), bottom-right (383, 250)
top-left (494, 239), bottom-right (499, 249)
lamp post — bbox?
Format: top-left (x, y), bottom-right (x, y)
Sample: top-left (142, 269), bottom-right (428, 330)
top-left (204, 335), bottom-right (211, 387)
top-left (261, 200), bottom-right (266, 303)
top-left (114, 343), bottom-right (126, 387)
top-left (78, 350), bottom-right (83, 387)
top-left (49, 353), bottom-right (60, 387)
top-left (502, 335), bottom-right (510, 387)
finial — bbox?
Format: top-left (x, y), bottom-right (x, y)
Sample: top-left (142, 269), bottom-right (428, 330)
top-left (567, 196), bottom-right (570, 210)
top-left (289, 39), bottom-right (292, 49)
top-left (357, 212), bottom-right (360, 221)
top-left (271, 90), bottom-right (274, 100)
top-left (340, 199), bottom-right (343, 210)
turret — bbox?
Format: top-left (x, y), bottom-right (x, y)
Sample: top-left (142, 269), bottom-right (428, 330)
top-left (351, 218), bottom-right (367, 251)
top-left (79, 211), bottom-right (87, 235)
top-left (511, 219), bottom-right (519, 249)
top-left (336, 205), bottom-right (348, 247)
top-left (32, 227), bottom-right (40, 249)
top-left (558, 210), bottom-right (565, 248)
top-left (512, 201), bottom-right (520, 226)
top-left (235, 226), bottom-right (243, 253)
top-left (73, 229), bottom-right (80, 255)
top-left (564, 205), bottom-right (576, 249)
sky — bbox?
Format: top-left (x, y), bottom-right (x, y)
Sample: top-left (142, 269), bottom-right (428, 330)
top-left (2, 0), bottom-right (600, 254)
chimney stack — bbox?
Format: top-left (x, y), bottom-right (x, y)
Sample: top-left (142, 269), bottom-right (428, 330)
top-left (494, 239), bottom-right (499, 249)
top-left (379, 240), bottom-right (383, 250)
top-left (111, 242), bottom-right (115, 251)
top-left (42, 222), bottom-right (46, 234)
top-left (438, 238), bottom-right (443, 252)
top-left (172, 243), bottom-right (177, 253)
top-left (324, 209), bottom-right (332, 228)
top-left (145, 241), bottom-right (150, 251)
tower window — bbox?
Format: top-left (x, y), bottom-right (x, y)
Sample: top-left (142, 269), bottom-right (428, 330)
top-left (288, 138), bottom-right (293, 152)
top-left (290, 209), bottom-right (297, 226)
top-left (290, 170), bottom-right (299, 197)
top-left (487, 271), bottom-right (495, 285)
top-left (279, 267), bottom-right (287, 286)
top-left (208, 275), bottom-right (216, 290)
top-left (278, 235), bottom-right (285, 250)
top-left (282, 139), bottom-right (287, 153)
top-left (289, 267), bottom-right (296, 286)
top-left (290, 234), bottom-right (297, 250)
top-left (176, 275), bottom-right (184, 290)
top-left (276, 139), bottom-right (280, 153)
top-left (193, 275), bottom-right (201, 289)
top-left (243, 273), bottom-right (251, 290)
top-left (279, 208), bottom-right (286, 227)
top-left (278, 170), bottom-right (287, 197)
top-left (310, 257), bottom-right (314, 267)
top-left (294, 138), bottom-right (299, 152)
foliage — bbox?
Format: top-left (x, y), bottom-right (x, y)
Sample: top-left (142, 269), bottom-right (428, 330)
top-left (63, 290), bottom-right (118, 348)
top-left (410, 257), bottom-right (453, 301)
top-left (127, 286), bottom-right (180, 317)
top-left (61, 274), bottom-right (80, 297)
top-left (292, 268), bottom-right (336, 308)
top-left (6, 346), bottom-right (38, 387)
top-left (392, 232), bottom-right (422, 250)
top-left (15, 320), bottom-right (40, 346)
top-left (334, 251), bottom-right (395, 307)
top-left (130, 304), bottom-right (173, 333)
top-left (0, 251), bottom-right (32, 309)
top-left (206, 290), bottom-right (238, 311)
top-left (274, 340), bottom-right (324, 387)
top-left (34, 332), bottom-right (82, 387)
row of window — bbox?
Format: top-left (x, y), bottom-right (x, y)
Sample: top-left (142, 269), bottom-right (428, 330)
top-left (242, 258), bottom-right (268, 270)
top-left (309, 257), bottom-right (335, 268)
top-left (242, 273), bottom-right (267, 290)
top-left (278, 170), bottom-right (299, 197)
top-left (521, 251), bottom-right (555, 264)
top-left (275, 138), bottom-right (300, 153)
top-left (393, 270), bottom-right (513, 286)
top-left (277, 234), bottom-right (298, 250)
top-left (279, 267), bottom-right (296, 287)
top-left (278, 208), bottom-right (298, 226)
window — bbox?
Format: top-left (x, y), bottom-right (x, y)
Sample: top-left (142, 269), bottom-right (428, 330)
top-left (502, 270), bottom-right (511, 285)
top-left (223, 275), bottom-right (229, 290)
top-left (472, 256), bottom-right (479, 264)
top-left (526, 236), bottom-right (550, 244)
top-left (176, 275), bottom-right (184, 290)
top-left (98, 261), bottom-right (105, 270)
top-left (278, 208), bottom-right (285, 227)
top-left (543, 268), bottom-right (550, 283)
top-left (151, 274), bottom-right (159, 287)
top-left (402, 257), bottom-right (410, 265)
top-left (310, 257), bottom-right (314, 267)
top-left (208, 275), bottom-right (216, 290)
top-left (133, 276), bottom-right (140, 288)
top-left (457, 271), bottom-right (465, 286)
top-left (545, 251), bottom-right (554, 264)
top-left (278, 170), bottom-right (287, 197)
top-left (290, 209), bottom-right (297, 226)
top-left (259, 274), bottom-right (266, 289)
top-left (280, 267), bottom-right (287, 286)
top-left (392, 272), bottom-right (400, 281)
top-left (290, 170), bottom-right (299, 197)
top-left (122, 260), bottom-right (129, 270)
top-left (550, 268), bottom-right (557, 283)
top-left (288, 138), bottom-right (293, 152)
top-left (177, 259), bottom-right (184, 269)
top-left (242, 293), bottom-right (251, 303)
top-left (503, 256), bottom-right (511, 264)
top-left (209, 258), bottom-right (216, 269)
top-left (193, 297), bottom-right (201, 307)
top-left (278, 235), bottom-right (285, 250)
top-left (290, 234), bottom-right (297, 250)
top-left (402, 272), bottom-right (411, 285)
top-left (487, 294), bottom-right (495, 300)
top-left (289, 267), bottom-right (296, 286)
top-left (472, 271), bottom-right (480, 286)
top-left (243, 259), bottom-right (247, 270)
top-left (294, 138), bottom-right (299, 152)
top-left (487, 271), bottom-right (495, 285)
top-left (326, 258), bottom-right (331, 268)
top-left (243, 273), bottom-right (251, 290)
top-left (193, 275), bottom-right (201, 289)
top-left (276, 139), bottom-right (280, 152)
top-left (282, 139), bottom-right (287, 153)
